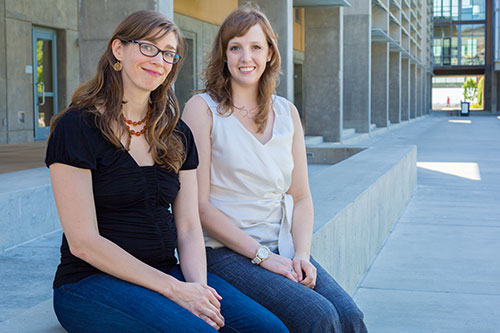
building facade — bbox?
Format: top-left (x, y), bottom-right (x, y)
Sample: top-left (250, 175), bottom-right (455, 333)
top-left (0, 0), bottom-right (433, 144)
top-left (432, 0), bottom-right (498, 112)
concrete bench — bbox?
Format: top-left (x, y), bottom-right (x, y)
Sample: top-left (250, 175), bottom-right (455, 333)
top-left (0, 144), bottom-right (416, 331)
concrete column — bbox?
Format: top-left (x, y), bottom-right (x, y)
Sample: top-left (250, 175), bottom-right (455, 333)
top-left (371, 43), bottom-right (389, 127)
top-left (343, 0), bottom-right (371, 133)
top-left (409, 62), bottom-right (416, 119)
top-left (416, 67), bottom-right (422, 117)
top-left (78, 0), bottom-right (158, 81)
top-left (304, 7), bottom-right (343, 142)
top-left (389, 52), bottom-right (401, 123)
top-left (157, 0), bottom-right (174, 19)
top-left (245, 0), bottom-right (293, 101)
top-left (401, 58), bottom-right (410, 121)
top-left (492, 72), bottom-right (499, 113)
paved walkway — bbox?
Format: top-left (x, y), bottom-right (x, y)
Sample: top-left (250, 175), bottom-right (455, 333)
top-left (0, 141), bottom-right (47, 174)
top-left (353, 113), bottom-right (500, 332)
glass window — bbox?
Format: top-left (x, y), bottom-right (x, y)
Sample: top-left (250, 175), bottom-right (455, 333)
top-left (460, 24), bottom-right (485, 65)
top-left (461, 0), bottom-right (485, 20)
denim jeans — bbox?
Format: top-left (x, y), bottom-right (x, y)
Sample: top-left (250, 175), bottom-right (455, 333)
top-left (206, 247), bottom-right (367, 333)
top-left (53, 265), bottom-right (288, 332)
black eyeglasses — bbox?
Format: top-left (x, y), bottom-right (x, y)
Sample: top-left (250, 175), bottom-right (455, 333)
top-left (129, 40), bottom-right (181, 64)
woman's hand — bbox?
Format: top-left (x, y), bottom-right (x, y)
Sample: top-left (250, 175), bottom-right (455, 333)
top-left (167, 281), bottom-right (225, 330)
top-left (292, 254), bottom-right (317, 289)
top-left (260, 253), bottom-right (299, 282)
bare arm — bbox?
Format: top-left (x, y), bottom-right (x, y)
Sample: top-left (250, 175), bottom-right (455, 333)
top-left (174, 169), bottom-right (208, 284)
top-left (50, 163), bottom-right (223, 329)
top-left (182, 96), bottom-right (298, 282)
top-left (286, 102), bottom-right (317, 288)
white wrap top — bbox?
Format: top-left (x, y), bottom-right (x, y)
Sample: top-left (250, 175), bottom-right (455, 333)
top-left (199, 93), bottom-right (296, 258)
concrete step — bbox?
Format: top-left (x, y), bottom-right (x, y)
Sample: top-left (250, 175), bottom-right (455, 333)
top-left (305, 136), bottom-right (324, 146)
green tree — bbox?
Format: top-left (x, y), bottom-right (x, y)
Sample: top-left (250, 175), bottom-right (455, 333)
top-left (463, 77), bottom-right (477, 103)
top-left (476, 77), bottom-right (484, 107)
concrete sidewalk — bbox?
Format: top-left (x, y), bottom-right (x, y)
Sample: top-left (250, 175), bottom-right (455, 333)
top-left (354, 114), bottom-right (500, 332)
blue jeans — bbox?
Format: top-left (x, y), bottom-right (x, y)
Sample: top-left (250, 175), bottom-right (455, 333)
top-left (206, 247), bottom-right (367, 333)
top-left (53, 265), bottom-right (288, 332)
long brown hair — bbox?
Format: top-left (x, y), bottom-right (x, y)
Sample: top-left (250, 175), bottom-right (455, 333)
top-left (50, 10), bottom-right (186, 172)
top-left (203, 4), bottom-right (281, 133)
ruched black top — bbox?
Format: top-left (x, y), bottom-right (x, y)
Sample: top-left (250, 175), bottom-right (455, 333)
top-left (45, 109), bottom-right (198, 289)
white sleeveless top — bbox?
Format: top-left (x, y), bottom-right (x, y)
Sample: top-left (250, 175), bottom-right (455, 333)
top-left (199, 93), bottom-right (296, 258)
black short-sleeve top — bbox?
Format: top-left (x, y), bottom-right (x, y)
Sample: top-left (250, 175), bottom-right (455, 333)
top-left (45, 108), bottom-right (198, 289)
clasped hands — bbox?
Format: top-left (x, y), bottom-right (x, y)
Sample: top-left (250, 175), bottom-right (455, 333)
top-left (260, 253), bottom-right (317, 289)
top-left (168, 280), bottom-right (225, 330)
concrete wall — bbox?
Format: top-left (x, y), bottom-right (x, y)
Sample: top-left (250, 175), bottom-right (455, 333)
top-left (310, 145), bottom-right (417, 293)
top-left (0, 169), bottom-right (59, 252)
top-left (2, 0), bottom-right (78, 143)
top-left (0, 0), bottom-right (7, 144)
top-left (78, 0), bottom-right (157, 82)
top-left (173, 13), bottom-right (220, 106)
top-left (5, 17), bottom-right (35, 143)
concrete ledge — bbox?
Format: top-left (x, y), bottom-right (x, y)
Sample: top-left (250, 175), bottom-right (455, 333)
top-left (309, 145), bottom-right (417, 293)
top-left (0, 168), bottom-right (59, 253)
top-left (0, 300), bottom-right (64, 333)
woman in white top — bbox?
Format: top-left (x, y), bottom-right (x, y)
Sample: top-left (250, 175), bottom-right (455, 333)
top-left (182, 5), bottom-right (366, 332)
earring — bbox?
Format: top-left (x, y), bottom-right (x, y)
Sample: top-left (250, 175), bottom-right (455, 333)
top-left (113, 61), bottom-right (122, 71)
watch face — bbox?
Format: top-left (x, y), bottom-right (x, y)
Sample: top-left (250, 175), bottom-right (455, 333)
top-left (257, 247), bottom-right (269, 259)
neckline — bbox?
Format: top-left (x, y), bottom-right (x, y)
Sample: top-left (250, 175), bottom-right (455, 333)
top-left (119, 143), bottom-right (155, 168)
top-left (230, 107), bottom-right (277, 146)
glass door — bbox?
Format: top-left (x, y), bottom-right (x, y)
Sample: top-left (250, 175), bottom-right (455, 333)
top-left (33, 28), bottom-right (58, 140)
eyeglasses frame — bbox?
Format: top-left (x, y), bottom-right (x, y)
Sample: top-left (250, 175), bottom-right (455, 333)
top-left (128, 40), bottom-right (181, 64)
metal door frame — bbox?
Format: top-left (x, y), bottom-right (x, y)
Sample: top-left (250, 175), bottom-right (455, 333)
top-left (33, 27), bottom-right (58, 140)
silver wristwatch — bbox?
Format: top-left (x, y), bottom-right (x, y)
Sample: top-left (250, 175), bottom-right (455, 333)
top-left (251, 245), bottom-right (271, 265)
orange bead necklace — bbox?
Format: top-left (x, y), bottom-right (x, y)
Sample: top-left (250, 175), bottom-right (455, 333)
top-left (122, 108), bottom-right (150, 137)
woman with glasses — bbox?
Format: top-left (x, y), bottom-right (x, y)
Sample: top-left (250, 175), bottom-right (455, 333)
top-left (46, 10), bottom-right (287, 332)
top-left (182, 5), bottom-right (367, 332)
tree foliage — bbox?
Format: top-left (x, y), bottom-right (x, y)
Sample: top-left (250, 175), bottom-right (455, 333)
top-left (463, 77), bottom-right (478, 103)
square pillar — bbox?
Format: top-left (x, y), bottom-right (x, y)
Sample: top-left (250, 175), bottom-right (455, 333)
top-left (410, 62), bottom-right (416, 119)
top-left (401, 58), bottom-right (410, 121)
top-left (343, 1), bottom-right (371, 133)
top-left (371, 42), bottom-right (389, 127)
top-left (246, 0), bottom-right (293, 101)
top-left (304, 7), bottom-right (343, 142)
top-left (389, 52), bottom-right (401, 123)
top-left (416, 67), bottom-right (422, 117)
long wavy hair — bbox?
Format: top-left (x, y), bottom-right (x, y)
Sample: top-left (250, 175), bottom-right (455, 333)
top-left (50, 10), bottom-right (186, 172)
top-left (203, 4), bottom-right (281, 133)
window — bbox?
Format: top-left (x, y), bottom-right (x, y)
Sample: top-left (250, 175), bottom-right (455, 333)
top-left (433, 23), bottom-right (484, 66)
top-left (433, 0), bottom-right (484, 20)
